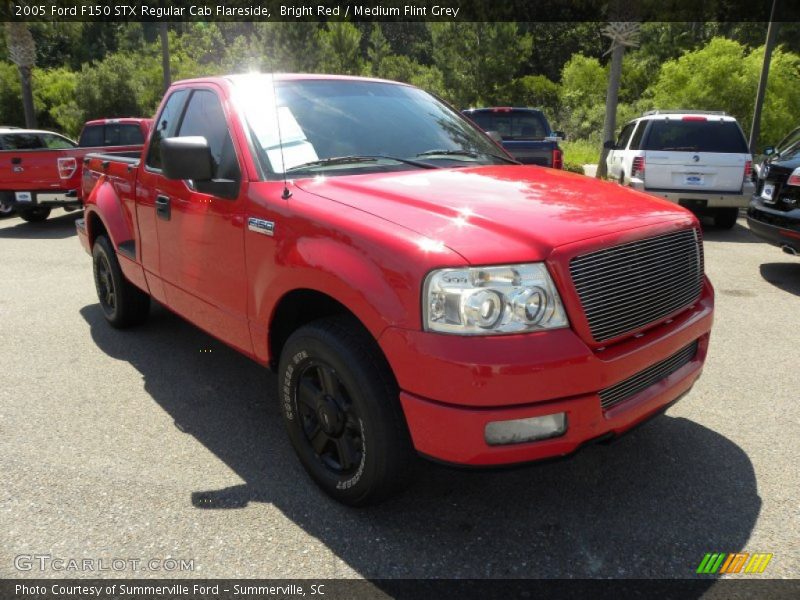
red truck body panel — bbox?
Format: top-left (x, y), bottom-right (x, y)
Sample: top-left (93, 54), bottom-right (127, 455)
top-left (78, 75), bottom-right (714, 467)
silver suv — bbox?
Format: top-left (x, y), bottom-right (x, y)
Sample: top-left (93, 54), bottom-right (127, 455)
top-left (605, 111), bottom-right (755, 229)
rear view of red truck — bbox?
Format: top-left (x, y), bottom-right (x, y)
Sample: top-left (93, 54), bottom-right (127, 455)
top-left (0, 119), bottom-right (151, 221)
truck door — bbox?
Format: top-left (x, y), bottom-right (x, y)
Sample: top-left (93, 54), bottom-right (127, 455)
top-left (144, 86), bottom-right (252, 354)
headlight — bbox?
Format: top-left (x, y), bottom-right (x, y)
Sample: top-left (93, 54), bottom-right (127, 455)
top-left (423, 263), bottom-right (569, 335)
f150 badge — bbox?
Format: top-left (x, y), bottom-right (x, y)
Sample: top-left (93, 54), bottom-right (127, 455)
top-left (247, 217), bottom-right (275, 236)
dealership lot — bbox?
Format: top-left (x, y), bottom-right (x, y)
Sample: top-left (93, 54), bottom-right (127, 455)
top-left (0, 209), bottom-right (798, 579)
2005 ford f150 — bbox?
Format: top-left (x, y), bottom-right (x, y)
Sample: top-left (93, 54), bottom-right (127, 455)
top-left (78, 74), bottom-right (714, 505)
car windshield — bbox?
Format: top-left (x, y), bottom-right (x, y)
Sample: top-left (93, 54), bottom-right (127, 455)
top-left (232, 76), bottom-right (509, 177)
top-left (643, 120), bottom-right (749, 153)
top-left (469, 110), bottom-right (550, 140)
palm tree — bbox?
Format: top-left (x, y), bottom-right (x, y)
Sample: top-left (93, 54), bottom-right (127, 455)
top-left (4, 18), bottom-right (37, 127)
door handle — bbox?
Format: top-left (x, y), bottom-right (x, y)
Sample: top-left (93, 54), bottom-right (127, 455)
top-left (155, 195), bottom-right (171, 220)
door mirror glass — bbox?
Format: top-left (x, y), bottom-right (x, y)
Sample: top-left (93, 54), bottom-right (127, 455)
top-left (763, 146), bottom-right (775, 156)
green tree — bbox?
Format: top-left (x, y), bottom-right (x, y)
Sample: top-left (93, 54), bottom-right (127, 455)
top-left (317, 22), bottom-right (364, 75)
top-left (649, 37), bottom-right (800, 148)
top-left (428, 23), bottom-right (533, 107)
top-left (33, 67), bottom-right (81, 135)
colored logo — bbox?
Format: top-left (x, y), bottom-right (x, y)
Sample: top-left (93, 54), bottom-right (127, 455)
top-left (696, 552), bottom-right (773, 574)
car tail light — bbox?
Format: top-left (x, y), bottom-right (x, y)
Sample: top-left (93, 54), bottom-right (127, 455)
top-left (492, 107), bottom-right (512, 112)
top-left (552, 148), bottom-right (563, 169)
top-left (744, 160), bottom-right (752, 183)
top-left (57, 157), bottom-right (77, 180)
top-left (788, 167), bottom-right (800, 186)
top-left (632, 156), bottom-right (645, 178)
top-left (682, 116), bottom-right (707, 121)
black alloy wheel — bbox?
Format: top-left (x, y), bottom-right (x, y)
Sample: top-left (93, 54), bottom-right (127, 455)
top-left (296, 361), bottom-right (364, 475)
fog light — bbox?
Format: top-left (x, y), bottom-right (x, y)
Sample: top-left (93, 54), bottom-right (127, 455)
top-left (484, 413), bottom-right (567, 446)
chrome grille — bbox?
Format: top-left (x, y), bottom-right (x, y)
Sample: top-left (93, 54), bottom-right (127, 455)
top-left (599, 341), bottom-right (698, 410)
top-left (570, 229), bottom-right (703, 342)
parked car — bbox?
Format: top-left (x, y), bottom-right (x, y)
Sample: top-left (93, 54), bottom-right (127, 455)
top-left (753, 125), bottom-right (800, 179)
top-left (0, 119), bottom-right (151, 222)
top-left (605, 110), bottom-right (755, 229)
top-left (78, 74), bottom-right (713, 505)
top-left (747, 129), bottom-right (800, 256)
top-left (463, 107), bottom-right (563, 168)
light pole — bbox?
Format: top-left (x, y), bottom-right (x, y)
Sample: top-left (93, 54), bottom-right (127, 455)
top-left (748, 0), bottom-right (780, 154)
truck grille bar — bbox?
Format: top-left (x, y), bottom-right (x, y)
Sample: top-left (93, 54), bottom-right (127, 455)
top-left (599, 341), bottom-right (699, 410)
top-left (570, 229), bottom-right (703, 342)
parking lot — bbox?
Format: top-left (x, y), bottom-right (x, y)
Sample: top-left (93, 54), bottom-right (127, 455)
top-left (1, 208), bottom-right (798, 580)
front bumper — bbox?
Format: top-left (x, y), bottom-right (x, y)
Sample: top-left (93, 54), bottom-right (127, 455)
top-left (747, 196), bottom-right (800, 252)
top-left (630, 180), bottom-right (753, 208)
top-left (379, 280), bottom-right (714, 465)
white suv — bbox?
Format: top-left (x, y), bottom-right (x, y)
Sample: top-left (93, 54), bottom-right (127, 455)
top-left (605, 111), bottom-right (755, 229)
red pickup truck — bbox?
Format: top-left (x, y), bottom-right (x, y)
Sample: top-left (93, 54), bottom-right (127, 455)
top-left (0, 119), bottom-right (150, 221)
top-left (77, 75), bottom-right (714, 505)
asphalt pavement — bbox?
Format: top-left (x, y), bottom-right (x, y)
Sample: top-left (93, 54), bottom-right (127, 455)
top-left (1, 209), bottom-right (798, 581)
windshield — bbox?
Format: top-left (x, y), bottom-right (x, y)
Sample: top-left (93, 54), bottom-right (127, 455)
top-left (232, 76), bottom-right (509, 177)
top-left (642, 120), bottom-right (749, 153)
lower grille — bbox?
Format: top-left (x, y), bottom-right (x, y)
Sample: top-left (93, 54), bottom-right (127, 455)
top-left (599, 341), bottom-right (699, 410)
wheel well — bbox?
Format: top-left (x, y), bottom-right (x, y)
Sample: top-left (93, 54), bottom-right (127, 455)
top-left (87, 212), bottom-right (108, 248)
top-left (269, 289), bottom-right (366, 369)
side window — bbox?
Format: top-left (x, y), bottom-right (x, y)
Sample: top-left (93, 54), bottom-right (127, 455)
top-left (79, 126), bottom-right (104, 147)
top-left (41, 133), bottom-right (76, 149)
top-left (629, 121), bottom-right (646, 150)
top-left (146, 89), bottom-right (189, 170)
top-left (176, 89), bottom-right (240, 181)
top-left (3, 133), bottom-right (44, 150)
top-left (616, 123), bottom-right (635, 150)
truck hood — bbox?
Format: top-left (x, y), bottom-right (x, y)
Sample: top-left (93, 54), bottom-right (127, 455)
top-left (296, 165), bottom-right (693, 264)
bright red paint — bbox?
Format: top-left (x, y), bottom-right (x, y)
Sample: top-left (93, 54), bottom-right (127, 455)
top-left (78, 75), bottom-right (714, 466)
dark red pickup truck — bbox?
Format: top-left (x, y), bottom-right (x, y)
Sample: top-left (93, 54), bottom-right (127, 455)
top-left (0, 119), bottom-right (150, 221)
top-left (78, 74), bottom-right (714, 505)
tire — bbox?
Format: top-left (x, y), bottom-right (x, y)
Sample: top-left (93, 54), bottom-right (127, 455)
top-left (92, 235), bottom-right (150, 328)
top-left (278, 316), bottom-right (415, 506)
top-left (714, 207), bottom-right (739, 230)
top-left (18, 207), bottom-right (51, 222)
top-left (0, 194), bottom-right (14, 217)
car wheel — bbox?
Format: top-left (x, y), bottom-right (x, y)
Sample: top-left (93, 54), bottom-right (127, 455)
top-left (714, 208), bottom-right (739, 230)
top-left (92, 235), bottom-right (150, 328)
top-left (18, 207), bottom-right (51, 222)
top-left (278, 316), bottom-right (415, 506)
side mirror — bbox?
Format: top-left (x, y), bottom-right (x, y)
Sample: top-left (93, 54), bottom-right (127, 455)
top-left (552, 131), bottom-right (566, 141)
top-left (603, 140), bottom-right (616, 150)
top-left (485, 130), bottom-right (503, 143)
top-left (763, 146), bottom-right (775, 156)
top-left (162, 136), bottom-right (213, 181)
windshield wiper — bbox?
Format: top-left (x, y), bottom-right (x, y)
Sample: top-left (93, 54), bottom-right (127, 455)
top-left (416, 149), bottom-right (520, 165)
top-left (416, 149), bottom-right (479, 159)
top-left (285, 155), bottom-right (437, 173)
